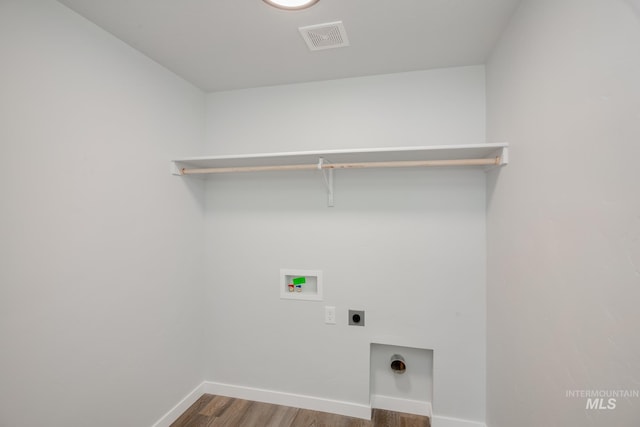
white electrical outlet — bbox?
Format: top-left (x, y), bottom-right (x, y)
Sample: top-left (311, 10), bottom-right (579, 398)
top-left (325, 306), bottom-right (336, 324)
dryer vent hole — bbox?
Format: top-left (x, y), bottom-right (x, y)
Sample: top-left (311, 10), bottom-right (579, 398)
top-left (390, 354), bottom-right (406, 374)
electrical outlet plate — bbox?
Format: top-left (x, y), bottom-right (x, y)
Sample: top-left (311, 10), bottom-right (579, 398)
top-left (349, 309), bottom-right (365, 326)
top-left (325, 306), bottom-right (336, 324)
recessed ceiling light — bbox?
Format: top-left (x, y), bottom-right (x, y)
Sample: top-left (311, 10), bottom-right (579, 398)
top-left (263, 0), bottom-right (319, 10)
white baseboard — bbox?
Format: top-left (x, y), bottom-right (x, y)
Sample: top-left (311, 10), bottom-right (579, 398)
top-left (370, 394), bottom-right (432, 417)
top-left (151, 381), bottom-right (486, 427)
top-left (202, 381), bottom-right (372, 420)
top-left (431, 414), bottom-right (487, 427)
top-left (151, 382), bottom-right (207, 427)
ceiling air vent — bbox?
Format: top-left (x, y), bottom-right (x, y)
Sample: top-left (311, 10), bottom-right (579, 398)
top-left (298, 21), bottom-right (350, 51)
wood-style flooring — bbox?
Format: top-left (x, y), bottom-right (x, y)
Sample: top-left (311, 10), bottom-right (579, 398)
top-left (170, 394), bottom-right (430, 427)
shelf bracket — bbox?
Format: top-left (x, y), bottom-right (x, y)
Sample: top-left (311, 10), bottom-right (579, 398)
top-left (318, 158), bottom-right (334, 207)
top-left (484, 145), bottom-right (509, 172)
top-left (170, 161), bottom-right (184, 176)
top-left (500, 146), bottom-right (509, 166)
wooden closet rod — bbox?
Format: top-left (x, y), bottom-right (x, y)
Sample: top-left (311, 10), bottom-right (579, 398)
top-left (179, 156), bottom-right (501, 175)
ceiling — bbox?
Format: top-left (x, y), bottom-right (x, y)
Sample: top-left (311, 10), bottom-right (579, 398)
top-left (57, 0), bottom-right (522, 92)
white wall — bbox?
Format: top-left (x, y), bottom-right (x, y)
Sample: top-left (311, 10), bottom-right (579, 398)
top-left (0, 1), bottom-right (206, 426)
top-left (203, 67), bottom-right (488, 423)
top-left (486, 1), bottom-right (640, 426)
top-left (205, 67), bottom-right (486, 154)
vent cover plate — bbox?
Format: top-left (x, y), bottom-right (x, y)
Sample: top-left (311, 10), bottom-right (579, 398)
top-left (298, 21), bottom-right (350, 51)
